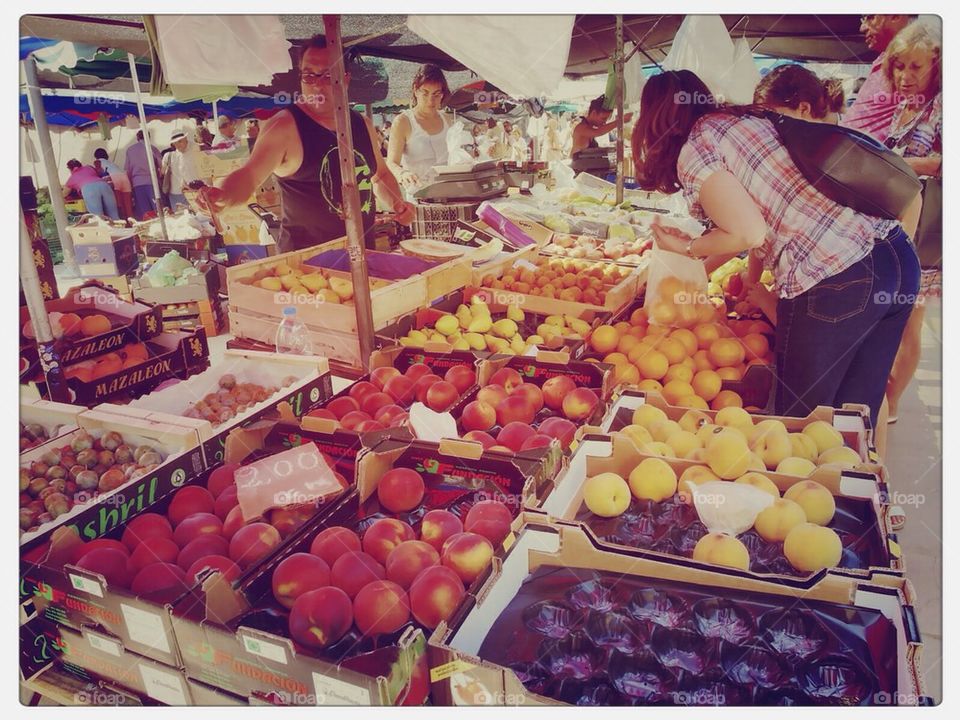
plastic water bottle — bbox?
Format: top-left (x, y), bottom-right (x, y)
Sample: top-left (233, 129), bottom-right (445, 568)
top-left (275, 306), bottom-right (314, 355)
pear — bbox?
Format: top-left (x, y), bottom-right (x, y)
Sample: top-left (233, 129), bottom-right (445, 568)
top-left (567, 317), bottom-right (591, 335)
top-left (316, 289), bottom-right (340, 304)
top-left (435, 315), bottom-right (460, 337)
top-left (468, 316), bottom-right (493, 334)
top-left (492, 319), bottom-right (519, 339)
top-left (329, 277), bottom-right (354, 301)
top-left (537, 323), bottom-right (559, 340)
top-left (509, 335), bottom-right (526, 354)
top-left (485, 335), bottom-right (509, 353)
top-left (451, 338), bottom-right (470, 351)
top-left (300, 273), bottom-right (329, 293)
top-left (545, 315), bottom-right (565, 328)
top-left (526, 335), bottom-right (544, 345)
top-left (406, 330), bottom-right (428, 347)
top-left (464, 333), bottom-right (487, 351)
top-left (274, 262), bottom-right (293, 276)
top-left (279, 273), bottom-right (299, 291)
top-left (456, 305), bottom-right (473, 329)
top-left (507, 305), bottom-right (525, 322)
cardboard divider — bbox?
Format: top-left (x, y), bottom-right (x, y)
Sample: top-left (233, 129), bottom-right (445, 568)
top-left (428, 519), bottom-right (925, 707)
top-left (526, 432), bottom-right (899, 581)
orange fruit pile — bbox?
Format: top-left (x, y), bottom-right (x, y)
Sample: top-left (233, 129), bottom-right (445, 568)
top-left (480, 258), bottom-right (632, 304)
top-left (588, 306), bottom-right (775, 411)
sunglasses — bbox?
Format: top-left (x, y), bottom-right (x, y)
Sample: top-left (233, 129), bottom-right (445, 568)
top-left (300, 70), bottom-right (333, 85)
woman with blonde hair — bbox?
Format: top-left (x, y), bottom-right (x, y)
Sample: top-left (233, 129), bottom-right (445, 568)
top-left (882, 18), bottom-right (942, 422)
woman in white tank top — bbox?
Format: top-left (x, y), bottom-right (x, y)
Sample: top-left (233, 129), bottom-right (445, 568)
top-left (386, 64), bottom-right (452, 195)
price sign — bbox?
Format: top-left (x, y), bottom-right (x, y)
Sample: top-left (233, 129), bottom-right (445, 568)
top-left (235, 444), bottom-right (343, 521)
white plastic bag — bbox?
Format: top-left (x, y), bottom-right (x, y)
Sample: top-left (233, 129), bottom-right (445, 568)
top-left (643, 245), bottom-right (714, 328)
top-left (727, 38), bottom-right (762, 104)
top-left (445, 120), bottom-right (475, 166)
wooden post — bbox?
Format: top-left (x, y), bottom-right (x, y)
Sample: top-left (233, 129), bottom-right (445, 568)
top-left (324, 15), bottom-right (376, 369)
top-left (614, 15), bottom-right (625, 205)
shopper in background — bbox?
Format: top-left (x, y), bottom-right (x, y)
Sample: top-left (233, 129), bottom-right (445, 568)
top-left (213, 115), bottom-right (240, 149)
top-left (195, 118), bottom-right (215, 150)
top-left (754, 64), bottom-right (846, 124)
top-left (93, 148), bottom-right (133, 219)
top-left (386, 63), bottom-right (452, 194)
top-left (246, 119), bottom-right (260, 151)
top-left (166, 131), bottom-right (201, 210)
top-left (842, 14), bottom-right (914, 141)
top-left (882, 18), bottom-right (943, 422)
top-left (572, 95), bottom-right (633, 156)
top-left (632, 70), bottom-right (920, 425)
top-left (123, 130), bottom-right (162, 219)
top-left (63, 159), bottom-right (119, 220)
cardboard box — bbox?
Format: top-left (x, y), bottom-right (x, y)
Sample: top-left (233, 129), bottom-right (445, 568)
top-left (187, 678), bottom-right (249, 706)
top-left (35, 329), bottom-right (210, 407)
top-left (224, 242), bottom-right (279, 266)
top-left (124, 350), bottom-right (335, 466)
top-left (429, 519), bottom-right (927, 706)
top-left (526, 433), bottom-right (900, 580)
top-left (19, 399), bottom-right (85, 452)
top-left (22, 618), bottom-right (192, 705)
top-left (19, 283), bottom-right (163, 379)
top-left (131, 263), bottom-right (220, 306)
top-left (601, 389), bottom-right (881, 465)
top-left (476, 203), bottom-right (553, 249)
top-left (74, 234), bottom-right (139, 279)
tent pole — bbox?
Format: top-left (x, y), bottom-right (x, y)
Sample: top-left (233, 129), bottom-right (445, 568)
top-left (324, 14), bottom-right (376, 371)
top-left (24, 56), bottom-right (79, 277)
top-left (21, 206), bottom-right (70, 402)
top-left (213, 99), bottom-right (219, 125)
top-left (127, 52), bottom-right (169, 242)
top-left (614, 15), bottom-right (625, 204)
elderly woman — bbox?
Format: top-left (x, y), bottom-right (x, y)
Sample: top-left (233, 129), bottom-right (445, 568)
top-left (882, 18), bottom-right (942, 422)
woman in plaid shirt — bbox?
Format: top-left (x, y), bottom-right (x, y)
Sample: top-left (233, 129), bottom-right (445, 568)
top-left (632, 70), bottom-right (920, 425)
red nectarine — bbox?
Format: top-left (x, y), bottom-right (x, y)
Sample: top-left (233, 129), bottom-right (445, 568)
top-left (409, 565), bottom-right (465, 629)
top-left (330, 551), bottom-right (386, 598)
top-left (167, 486), bottom-right (215, 527)
top-left (326, 395), bottom-right (361, 420)
top-left (444, 365), bottom-right (476, 394)
top-left (441, 532), bottom-right (494, 585)
top-left (289, 586), bottom-right (353, 648)
top-left (496, 422), bottom-right (537, 452)
top-left (377, 468), bottom-right (425, 513)
top-left (384, 375), bottom-right (416, 404)
top-left (460, 400), bottom-right (496, 432)
top-left (228, 522), bottom-right (281, 570)
top-left (464, 501), bottom-right (513, 547)
top-left (386, 540), bottom-right (439, 589)
top-left (272, 553), bottom-right (331, 609)
top-left (207, 463), bottom-right (239, 499)
top-left (310, 526), bottom-right (361, 566)
top-left (418, 509), bottom-right (464, 552)
top-left (404, 363), bottom-right (433, 382)
top-left (353, 580), bottom-right (410, 636)
top-left (362, 518), bottom-right (416, 564)
top-left (541, 375), bottom-right (577, 411)
top-left (186, 555), bottom-right (241, 584)
top-left (177, 535), bottom-right (230, 572)
top-left (562, 387), bottom-right (600, 422)
top-left (370, 366), bottom-right (401, 390)
top-left (488, 367), bottom-right (523, 393)
top-left (425, 381), bottom-right (459, 412)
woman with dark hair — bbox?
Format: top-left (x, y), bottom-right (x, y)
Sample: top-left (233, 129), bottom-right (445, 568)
top-left (63, 158), bottom-right (119, 220)
top-left (754, 64), bottom-right (846, 123)
top-left (632, 70), bottom-right (920, 425)
top-left (93, 147), bottom-right (134, 219)
top-left (386, 63), bottom-right (452, 193)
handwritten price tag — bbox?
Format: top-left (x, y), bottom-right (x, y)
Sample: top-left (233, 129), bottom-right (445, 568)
top-left (235, 444), bottom-right (343, 521)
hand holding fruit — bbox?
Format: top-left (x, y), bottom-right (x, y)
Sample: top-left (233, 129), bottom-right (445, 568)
top-left (651, 220), bottom-right (694, 254)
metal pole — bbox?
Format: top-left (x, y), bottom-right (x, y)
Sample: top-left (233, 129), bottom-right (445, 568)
top-left (24, 56), bottom-right (79, 277)
top-left (324, 15), bottom-right (376, 370)
top-left (127, 52), bottom-right (169, 242)
top-left (615, 15), bottom-right (625, 204)
top-left (213, 99), bottom-right (219, 126)
top-left (21, 207), bottom-right (70, 402)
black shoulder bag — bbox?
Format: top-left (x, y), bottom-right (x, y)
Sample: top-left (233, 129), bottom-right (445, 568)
top-left (756, 110), bottom-right (922, 221)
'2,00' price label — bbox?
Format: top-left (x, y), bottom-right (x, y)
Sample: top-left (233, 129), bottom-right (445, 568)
top-left (235, 444), bottom-right (343, 521)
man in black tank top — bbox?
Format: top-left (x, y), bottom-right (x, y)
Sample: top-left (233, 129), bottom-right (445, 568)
top-left (203, 35), bottom-right (414, 252)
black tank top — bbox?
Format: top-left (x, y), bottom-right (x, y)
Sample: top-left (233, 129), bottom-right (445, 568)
top-left (277, 105), bottom-right (378, 251)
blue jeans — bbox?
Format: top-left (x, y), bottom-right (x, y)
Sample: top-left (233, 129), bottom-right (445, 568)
top-left (132, 184), bottom-right (157, 219)
top-left (168, 192), bottom-right (187, 210)
top-left (80, 181), bottom-right (119, 220)
top-left (775, 226), bottom-right (920, 426)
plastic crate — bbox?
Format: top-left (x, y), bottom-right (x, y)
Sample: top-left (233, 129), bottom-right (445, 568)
top-left (411, 201), bottom-right (481, 241)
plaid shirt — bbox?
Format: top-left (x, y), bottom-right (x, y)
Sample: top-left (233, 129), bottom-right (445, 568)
top-left (678, 114), bottom-right (897, 299)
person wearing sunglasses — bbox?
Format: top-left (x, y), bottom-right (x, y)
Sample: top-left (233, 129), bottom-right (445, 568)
top-left (203, 35), bottom-right (414, 252)
top-left (842, 14), bottom-right (914, 142)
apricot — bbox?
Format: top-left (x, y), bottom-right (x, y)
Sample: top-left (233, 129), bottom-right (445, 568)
top-left (272, 553), bottom-right (332, 609)
top-left (735, 471), bottom-right (780, 498)
top-left (176, 534), bottom-right (229, 572)
top-left (649, 419), bottom-right (682, 443)
top-left (129, 537), bottom-right (180, 574)
top-left (167, 486), bottom-right (215, 527)
top-left (363, 518), bottom-right (416, 564)
top-left (289, 586), bottom-right (353, 648)
top-left (816, 446), bottom-right (861, 468)
top-left (76, 547), bottom-right (132, 589)
top-left (583, 472), bottom-right (631, 517)
top-left (445, 366), bottom-right (477, 394)
top-left (186, 555), bottom-right (241, 584)
top-left (714, 407), bottom-right (753, 434)
top-left (464, 501), bottom-right (513, 547)
top-left (80, 314), bottom-right (111, 337)
top-left (783, 523), bottom-right (843, 572)
top-left (677, 465), bottom-right (721, 503)
top-left (121, 513), bottom-right (173, 551)
top-left (754, 498), bottom-right (807, 542)
top-left (330, 550), bottom-right (386, 598)
top-left (692, 532), bottom-right (750, 571)
top-left (409, 565), bottom-right (465, 629)
top-left (496, 422), bottom-right (537, 452)
top-left (460, 400), bottom-right (496, 432)
top-left (386, 540), bottom-right (440, 589)
top-left (441, 532), bottom-right (494, 585)
top-left (802, 420), bottom-right (844, 454)
top-left (784, 480), bottom-right (836, 525)
top-left (789, 433), bottom-right (820, 463)
top-left (628, 458), bottom-right (678, 502)
top-left (541, 376), bottom-right (578, 411)
top-left (418, 510), bottom-right (463, 552)
top-left (377, 468), bottom-right (425, 513)
top-left (310, 526), bottom-right (362, 566)
top-left (207, 463), bottom-right (239, 499)
top-left (229, 522), bottom-right (282, 570)
top-left (222, 505), bottom-right (246, 540)
top-left (562, 388), bottom-right (600, 422)
top-left (173, 513), bottom-right (223, 548)
top-left (776, 457), bottom-right (817, 477)
top-left (705, 429), bottom-right (752, 480)
top-left (666, 430), bottom-right (701, 459)
top-left (631, 405), bottom-right (668, 430)
top-left (131, 562), bottom-right (189, 602)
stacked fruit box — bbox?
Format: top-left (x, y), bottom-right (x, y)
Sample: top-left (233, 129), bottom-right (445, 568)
top-left (428, 518), bottom-right (927, 706)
